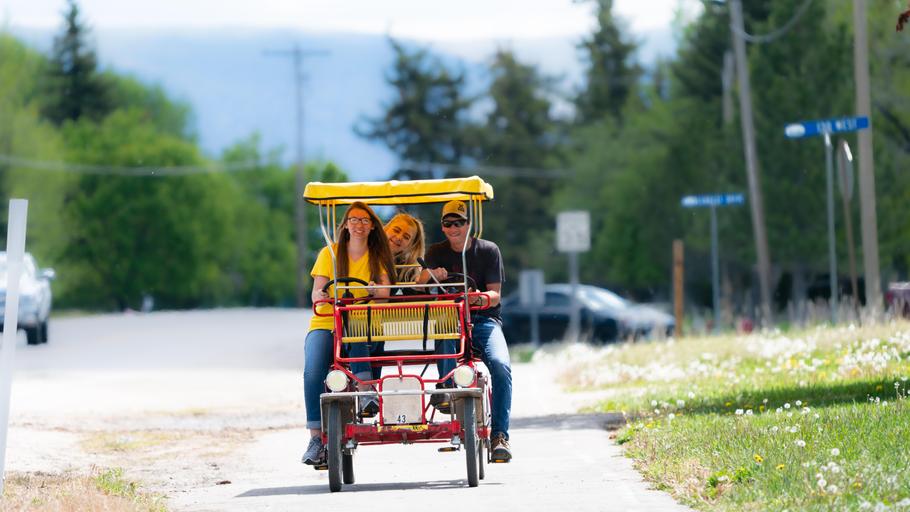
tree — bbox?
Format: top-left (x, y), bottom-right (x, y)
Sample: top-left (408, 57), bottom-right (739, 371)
top-left (40, 0), bottom-right (111, 125)
top-left (356, 38), bottom-right (474, 169)
top-left (473, 49), bottom-right (565, 282)
top-left (574, 0), bottom-right (643, 125)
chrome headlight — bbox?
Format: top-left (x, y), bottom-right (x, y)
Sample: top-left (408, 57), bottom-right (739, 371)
top-left (325, 370), bottom-right (349, 392)
top-left (453, 365), bottom-right (476, 387)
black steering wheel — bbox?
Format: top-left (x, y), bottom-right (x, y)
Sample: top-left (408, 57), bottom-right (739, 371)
top-left (322, 277), bottom-right (370, 301)
top-left (436, 272), bottom-right (477, 295)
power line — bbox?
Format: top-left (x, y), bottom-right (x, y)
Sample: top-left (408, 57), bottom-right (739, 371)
top-left (400, 161), bottom-right (571, 179)
top-left (0, 154), bottom-right (263, 176)
top-left (730, 0), bottom-right (813, 44)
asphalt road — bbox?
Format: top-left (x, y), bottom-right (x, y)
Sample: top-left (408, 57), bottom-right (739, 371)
top-left (5, 309), bottom-right (691, 512)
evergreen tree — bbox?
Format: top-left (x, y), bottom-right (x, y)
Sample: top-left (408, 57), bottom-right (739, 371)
top-left (356, 38), bottom-right (474, 172)
top-left (474, 49), bottom-right (564, 282)
top-left (574, 0), bottom-right (642, 124)
top-left (41, 0), bottom-right (111, 125)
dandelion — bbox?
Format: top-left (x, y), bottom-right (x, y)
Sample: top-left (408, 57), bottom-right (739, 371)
top-left (651, 400), bottom-right (658, 407)
top-left (814, 413), bottom-right (820, 419)
top-left (796, 400), bottom-right (803, 406)
top-left (759, 405), bottom-right (765, 412)
top-left (827, 484), bottom-right (838, 494)
top-left (876, 384), bottom-right (883, 391)
top-left (725, 401), bottom-right (732, 407)
top-left (754, 454), bottom-right (764, 463)
top-left (802, 407), bottom-right (811, 414)
top-left (771, 426), bottom-right (779, 433)
top-left (746, 409), bottom-right (754, 416)
top-left (831, 448), bottom-right (840, 457)
top-left (776, 464), bottom-right (785, 470)
top-left (735, 409), bottom-right (744, 415)
top-left (687, 391), bottom-right (695, 399)
top-left (676, 400), bottom-right (685, 408)
top-left (787, 412), bottom-right (793, 418)
top-left (784, 403), bottom-right (791, 409)
top-left (853, 481), bottom-right (863, 490)
top-left (763, 398), bottom-right (769, 404)
top-left (668, 413), bottom-right (675, 420)
top-left (795, 439), bottom-right (806, 447)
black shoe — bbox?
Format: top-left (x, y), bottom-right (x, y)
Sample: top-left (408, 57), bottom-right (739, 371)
top-left (491, 433), bottom-right (512, 463)
top-left (360, 395), bottom-right (379, 418)
top-left (301, 435), bottom-right (326, 466)
top-left (430, 383), bottom-right (453, 414)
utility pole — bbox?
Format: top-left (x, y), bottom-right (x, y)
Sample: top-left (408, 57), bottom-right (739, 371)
top-left (265, 44), bottom-right (328, 307)
top-left (730, 0), bottom-right (773, 323)
top-left (852, 0), bottom-right (882, 316)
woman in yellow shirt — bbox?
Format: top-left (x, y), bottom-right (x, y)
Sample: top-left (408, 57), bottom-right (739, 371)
top-left (302, 201), bottom-right (396, 466)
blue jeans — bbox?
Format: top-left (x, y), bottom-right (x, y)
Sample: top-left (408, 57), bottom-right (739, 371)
top-left (303, 329), bottom-right (372, 429)
top-left (437, 316), bottom-right (512, 438)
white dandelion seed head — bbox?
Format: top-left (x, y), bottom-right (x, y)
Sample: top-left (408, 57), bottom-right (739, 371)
top-left (831, 448), bottom-right (840, 456)
top-left (796, 400), bottom-right (803, 406)
top-left (668, 413), bottom-right (675, 420)
top-left (795, 439), bottom-right (806, 447)
top-left (771, 426), bottom-right (779, 433)
top-left (651, 400), bottom-right (658, 407)
top-left (827, 484), bottom-right (838, 493)
top-left (676, 400), bottom-right (685, 408)
top-left (763, 398), bottom-right (769, 404)
top-left (735, 409), bottom-right (744, 415)
top-left (745, 409), bottom-right (754, 415)
top-left (784, 403), bottom-right (791, 409)
top-left (817, 478), bottom-right (827, 488)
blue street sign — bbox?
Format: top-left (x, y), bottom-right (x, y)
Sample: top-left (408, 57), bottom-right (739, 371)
top-left (681, 193), bottom-right (745, 208)
top-left (784, 116), bottom-right (869, 139)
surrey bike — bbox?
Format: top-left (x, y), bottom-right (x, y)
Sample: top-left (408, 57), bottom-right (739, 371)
top-left (304, 177), bottom-right (496, 492)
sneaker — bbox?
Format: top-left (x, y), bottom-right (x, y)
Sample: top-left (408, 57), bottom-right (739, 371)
top-left (360, 395), bottom-right (380, 418)
top-left (491, 433), bottom-right (512, 463)
top-left (301, 435), bottom-right (326, 466)
top-left (429, 383), bottom-right (453, 414)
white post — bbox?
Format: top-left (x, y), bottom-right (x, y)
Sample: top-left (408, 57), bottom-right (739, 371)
top-left (0, 199), bottom-right (29, 495)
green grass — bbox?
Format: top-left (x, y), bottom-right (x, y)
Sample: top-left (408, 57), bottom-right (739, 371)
top-left (548, 321), bottom-right (910, 511)
top-left (94, 468), bottom-right (168, 512)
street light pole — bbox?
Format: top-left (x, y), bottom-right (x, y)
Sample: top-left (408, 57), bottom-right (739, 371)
top-left (730, 0), bottom-right (773, 324)
top-left (852, 0), bottom-right (882, 316)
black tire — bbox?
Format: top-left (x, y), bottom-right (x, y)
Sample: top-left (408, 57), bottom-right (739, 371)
top-left (327, 403), bottom-right (343, 492)
top-left (26, 327), bottom-right (39, 346)
top-left (463, 398), bottom-right (478, 487)
top-left (40, 321), bottom-right (49, 344)
top-left (342, 452), bottom-right (355, 484)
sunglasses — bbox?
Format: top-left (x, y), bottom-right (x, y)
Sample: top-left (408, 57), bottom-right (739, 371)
top-left (442, 219), bottom-right (468, 228)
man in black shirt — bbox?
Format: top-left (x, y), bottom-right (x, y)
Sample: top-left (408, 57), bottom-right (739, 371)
top-left (420, 200), bottom-right (513, 463)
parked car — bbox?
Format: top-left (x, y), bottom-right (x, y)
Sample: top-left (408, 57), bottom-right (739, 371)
top-left (500, 283), bottom-right (674, 345)
top-left (0, 252), bottom-right (55, 345)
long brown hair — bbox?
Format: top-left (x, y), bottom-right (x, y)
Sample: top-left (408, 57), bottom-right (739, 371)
top-left (336, 202), bottom-right (396, 284)
top-left (386, 212), bottom-right (426, 282)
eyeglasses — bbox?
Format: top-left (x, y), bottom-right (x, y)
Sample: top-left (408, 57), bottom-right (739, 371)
top-left (347, 217), bottom-right (372, 226)
top-left (442, 219), bottom-right (468, 228)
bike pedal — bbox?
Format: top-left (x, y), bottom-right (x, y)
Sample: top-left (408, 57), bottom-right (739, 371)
top-left (438, 446), bottom-right (458, 452)
top-left (491, 458), bottom-right (510, 463)
top-left (313, 463), bottom-right (328, 471)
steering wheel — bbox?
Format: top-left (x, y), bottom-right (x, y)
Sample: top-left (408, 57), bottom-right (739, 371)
top-left (437, 272), bottom-right (477, 295)
top-left (322, 277), bottom-right (371, 301)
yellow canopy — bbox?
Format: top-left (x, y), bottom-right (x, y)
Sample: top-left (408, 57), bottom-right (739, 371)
top-left (304, 176), bottom-right (494, 205)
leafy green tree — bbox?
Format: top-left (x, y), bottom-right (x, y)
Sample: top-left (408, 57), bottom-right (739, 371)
top-left (574, 0), bottom-right (643, 124)
top-left (59, 109), bottom-right (233, 309)
top-left (40, 0), bottom-right (111, 125)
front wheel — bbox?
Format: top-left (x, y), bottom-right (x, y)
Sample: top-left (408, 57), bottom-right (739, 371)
top-left (26, 326), bottom-right (39, 345)
top-left (327, 403), bottom-right (343, 492)
top-left (463, 398), bottom-right (478, 487)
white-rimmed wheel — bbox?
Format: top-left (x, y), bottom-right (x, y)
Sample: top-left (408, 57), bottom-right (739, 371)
top-left (463, 397), bottom-right (478, 487)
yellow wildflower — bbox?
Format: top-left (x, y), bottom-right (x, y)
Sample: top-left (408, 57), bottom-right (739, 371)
top-left (776, 464), bottom-right (785, 470)
top-left (876, 384), bottom-right (883, 391)
top-left (753, 454), bottom-right (763, 463)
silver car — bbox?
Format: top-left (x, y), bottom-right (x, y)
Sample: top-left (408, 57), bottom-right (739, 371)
top-left (0, 252), bottom-right (55, 345)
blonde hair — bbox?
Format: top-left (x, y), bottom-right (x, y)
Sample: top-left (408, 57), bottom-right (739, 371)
top-left (386, 212), bottom-right (425, 282)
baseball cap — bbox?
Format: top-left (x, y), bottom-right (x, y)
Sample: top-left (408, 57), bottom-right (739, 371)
top-left (441, 200), bottom-right (468, 220)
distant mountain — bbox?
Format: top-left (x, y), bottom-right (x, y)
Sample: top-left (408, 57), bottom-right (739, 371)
top-left (10, 26), bottom-right (673, 181)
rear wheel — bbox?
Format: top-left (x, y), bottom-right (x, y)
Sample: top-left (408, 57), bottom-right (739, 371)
top-left (327, 403), bottom-right (343, 492)
top-left (478, 437), bottom-right (485, 480)
top-left (463, 398), bottom-right (478, 487)
top-left (40, 321), bottom-right (49, 344)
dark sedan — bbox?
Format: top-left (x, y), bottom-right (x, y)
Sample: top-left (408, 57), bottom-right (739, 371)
top-left (500, 284), bottom-right (674, 345)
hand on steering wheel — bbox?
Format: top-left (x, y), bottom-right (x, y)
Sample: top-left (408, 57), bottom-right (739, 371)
top-left (437, 272), bottom-right (477, 295)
